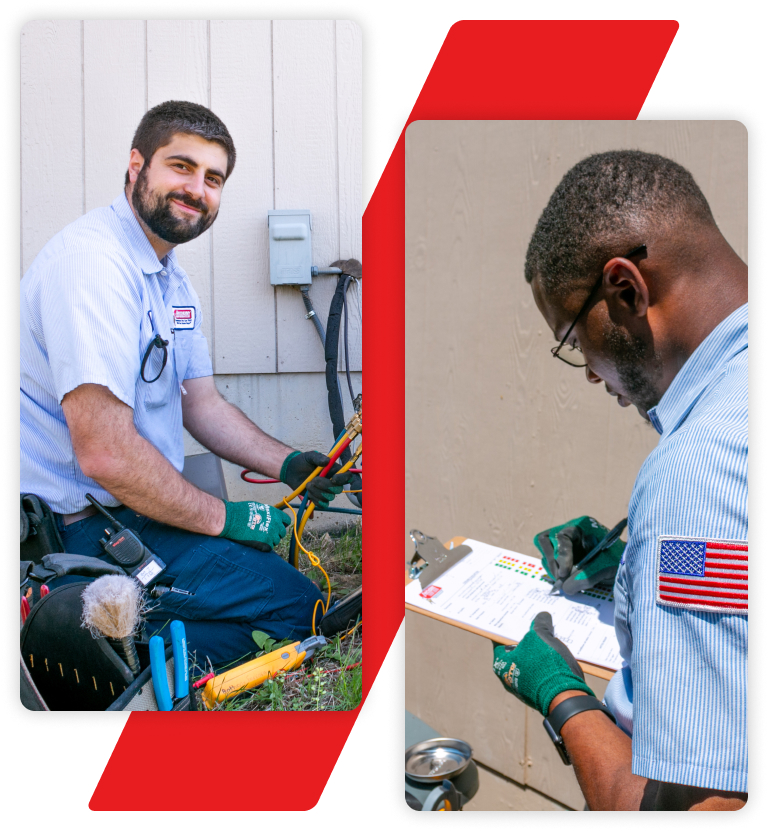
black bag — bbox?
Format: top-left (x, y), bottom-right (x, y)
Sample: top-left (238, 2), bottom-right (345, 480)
top-left (20, 494), bottom-right (65, 564)
top-left (21, 580), bottom-right (139, 710)
top-left (20, 557), bottom-right (192, 712)
top-left (319, 585), bottom-right (362, 637)
top-left (18, 495), bottom-right (194, 711)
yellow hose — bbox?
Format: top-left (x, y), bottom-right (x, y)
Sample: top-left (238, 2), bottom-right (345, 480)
top-left (283, 501), bottom-right (333, 634)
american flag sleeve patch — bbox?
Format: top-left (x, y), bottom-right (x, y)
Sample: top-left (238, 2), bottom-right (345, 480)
top-left (656, 536), bottom-right (748, 615)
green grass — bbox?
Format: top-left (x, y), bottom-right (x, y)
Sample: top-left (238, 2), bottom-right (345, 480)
top-left (276, 521), bottom-right (362, 597)
top-left (191, 522), bottom-right (362, 712)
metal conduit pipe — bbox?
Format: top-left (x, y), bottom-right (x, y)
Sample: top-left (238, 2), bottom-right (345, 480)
top-left (300, 287), bottom-right (327, 346)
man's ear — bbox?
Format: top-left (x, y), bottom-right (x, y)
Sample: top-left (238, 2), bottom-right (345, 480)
top-left (602, 258), bottom-right (650, 319)
top-left (126, 148), bottom-right (145, 185)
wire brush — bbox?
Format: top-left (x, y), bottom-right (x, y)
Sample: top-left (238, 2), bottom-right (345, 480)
top-left (81, 575), bottom-right (145, 677)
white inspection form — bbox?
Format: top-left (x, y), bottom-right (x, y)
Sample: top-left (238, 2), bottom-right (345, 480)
top-left (405, 538), bottom-right (622, 671)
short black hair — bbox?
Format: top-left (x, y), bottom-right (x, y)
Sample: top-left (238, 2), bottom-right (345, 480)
top-left (525, 150), bottom-right (716, 297)
top-left (124, 100), bottom-right (236, 185)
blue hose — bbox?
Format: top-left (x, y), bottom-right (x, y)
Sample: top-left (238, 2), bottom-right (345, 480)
top-left (287, 502), bottom-right (362, 516)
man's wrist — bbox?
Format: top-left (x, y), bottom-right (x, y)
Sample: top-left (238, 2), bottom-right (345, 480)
top-left (279, 450), bottom-right (301, 484)
top-left (548, 689), bottom-right (617, 737)
top-left (212, 499), bottom-right (228, 536)
top-left (548, 689), bottom-right (589, 716)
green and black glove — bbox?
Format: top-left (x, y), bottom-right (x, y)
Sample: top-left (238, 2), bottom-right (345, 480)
top-left (218, 500), bottom-right (291, 552)
top-left (534, 515), bottom-right (625, 594)
top-left (280, 451), bottom-right (353, 509)
top-left (492, 612), bottom-right (594, 716)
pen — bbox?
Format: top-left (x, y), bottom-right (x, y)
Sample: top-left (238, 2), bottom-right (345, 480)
top-left (550, 517), bottom-right (628, 595)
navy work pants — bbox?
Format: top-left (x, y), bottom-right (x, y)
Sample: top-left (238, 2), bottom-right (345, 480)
top-left (55, 507), bottom-right (322, 667)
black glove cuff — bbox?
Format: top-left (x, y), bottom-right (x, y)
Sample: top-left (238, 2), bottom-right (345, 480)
top-left (543, 695), bottom-right (617, 765)
top-left (279, 451), bottom-right (302, 484)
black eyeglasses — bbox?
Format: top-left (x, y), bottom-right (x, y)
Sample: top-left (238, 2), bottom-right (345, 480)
top-left (551, 245), bottom-right (647, 367)
top-left (140, 334), bottom-right (169, 383)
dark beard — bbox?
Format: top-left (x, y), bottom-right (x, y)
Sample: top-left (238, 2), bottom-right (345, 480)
top-left (131, 167), bottom-right (216, 244)
top-left (604, 325), bottom-right (663, 416)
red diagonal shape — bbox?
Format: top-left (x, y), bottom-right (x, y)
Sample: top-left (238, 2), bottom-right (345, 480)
top-left (90, 19), bottom-right (677, 811)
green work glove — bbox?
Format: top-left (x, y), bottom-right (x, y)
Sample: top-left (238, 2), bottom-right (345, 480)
top-left (534, 516), bottom-right (625, 594)
top-left (218, 500), bottom-right (291, 552)
top-left (492, 612), bottom-right (594, 715)
top-left (280, 450), bottom-right (353, 509)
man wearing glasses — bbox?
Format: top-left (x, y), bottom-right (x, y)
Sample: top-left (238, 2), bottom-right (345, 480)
top-left (21, 101), bottom-right (350, 666)
top-left (492, 151), bottom-right (747, 809)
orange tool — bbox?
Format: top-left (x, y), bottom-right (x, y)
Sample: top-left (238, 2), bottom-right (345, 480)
top-left (201, 635), bottom-right (326, 709)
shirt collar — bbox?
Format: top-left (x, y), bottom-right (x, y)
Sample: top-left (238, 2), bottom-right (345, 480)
top-left (111, 192), bottom-right (180, 276)
top-left (647, 303), bottom-right (748, 436)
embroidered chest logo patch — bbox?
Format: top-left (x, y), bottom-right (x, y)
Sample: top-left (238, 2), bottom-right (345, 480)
top-left (656, 536), bottom-right (748, 615)
top-left (172, 306), bottom-right (196, 329)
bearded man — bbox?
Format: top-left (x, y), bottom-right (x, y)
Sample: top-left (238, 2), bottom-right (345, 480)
top-left (21, 101), bottom-right (348, 666)
top-left (492, 150), bottom-right (747, 810)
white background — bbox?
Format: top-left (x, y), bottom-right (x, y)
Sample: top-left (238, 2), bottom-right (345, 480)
top-left (4, 1), bottom-right (765, 825)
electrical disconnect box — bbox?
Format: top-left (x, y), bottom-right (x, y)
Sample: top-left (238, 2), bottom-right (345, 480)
top-left (268, 209), bottom-right (312, 286)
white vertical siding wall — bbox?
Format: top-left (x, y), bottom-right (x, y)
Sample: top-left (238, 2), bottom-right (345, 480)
top-left (21, 20), bottom-right (362, 486)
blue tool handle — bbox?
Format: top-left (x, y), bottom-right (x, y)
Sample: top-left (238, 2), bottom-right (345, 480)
top-left (170, 620), bottom-right (189, 699)
top-left (149, 635), bottom-right (173, 711)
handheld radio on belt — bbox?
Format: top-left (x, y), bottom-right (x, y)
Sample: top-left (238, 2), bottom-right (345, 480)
top-left (85, 494), bottom-right (167, 587)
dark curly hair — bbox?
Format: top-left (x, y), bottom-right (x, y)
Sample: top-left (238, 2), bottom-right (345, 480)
top-left (525, 150), bottom-right (716, 297)
top-left (124, 100), bottom-right (236, 185)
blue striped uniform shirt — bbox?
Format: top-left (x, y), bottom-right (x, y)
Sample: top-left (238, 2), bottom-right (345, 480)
top-left (604, 303), bottom-right (747, 791)
top-left (21, 193), bottom-right (213, 513)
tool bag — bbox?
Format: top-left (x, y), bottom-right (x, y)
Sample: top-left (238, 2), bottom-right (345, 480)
top-left (20, 557), bottom-right (191, 712)
top-left (319, 585), bottom-right (362, 637)
top-left (20, 494), bottom-right (65, 565)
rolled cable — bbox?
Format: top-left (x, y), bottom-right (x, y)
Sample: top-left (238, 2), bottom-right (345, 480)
top-left (341, 284), bottom-right (363, 508)
top-left (342, 275), bottom-right (355, 403)
top-left (302, 286), bottom-right (345, 406)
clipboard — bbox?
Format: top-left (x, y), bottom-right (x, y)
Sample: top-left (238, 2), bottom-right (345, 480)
top-left (406, 536), bottom-right (616, 682)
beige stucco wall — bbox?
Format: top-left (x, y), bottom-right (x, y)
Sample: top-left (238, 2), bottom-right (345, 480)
top-left (404, 120), bottom-right (747, 808)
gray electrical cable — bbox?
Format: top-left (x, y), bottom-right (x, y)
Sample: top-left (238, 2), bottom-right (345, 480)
top-left (300, 287), bottom-right (327, 346)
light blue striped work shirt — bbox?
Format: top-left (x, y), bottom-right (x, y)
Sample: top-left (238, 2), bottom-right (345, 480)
top-left (604, 303), bottom-right (748, 792)
top-left (21, 193), bottom-right (213, 513)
